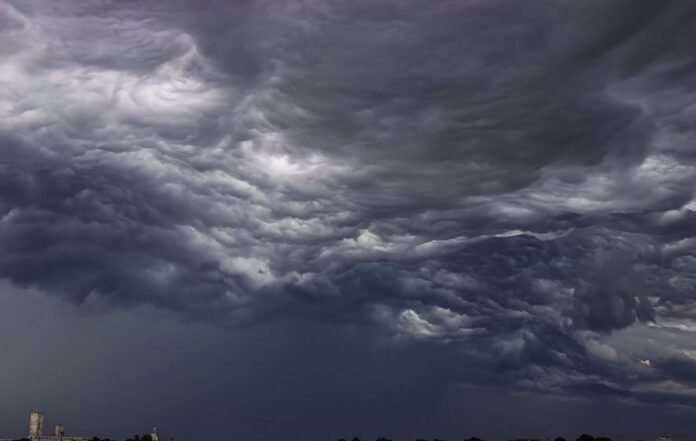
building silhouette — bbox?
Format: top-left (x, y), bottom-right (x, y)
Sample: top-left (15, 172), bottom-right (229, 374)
top-left (1, 412), bottom-right (92, 441)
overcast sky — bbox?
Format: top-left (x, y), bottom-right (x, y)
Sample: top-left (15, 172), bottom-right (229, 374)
top-left (2, 1), bottom-right (696, 440)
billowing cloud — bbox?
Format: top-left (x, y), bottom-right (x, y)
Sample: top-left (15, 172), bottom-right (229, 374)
top-left (3, 0), bottom-right (696, 408)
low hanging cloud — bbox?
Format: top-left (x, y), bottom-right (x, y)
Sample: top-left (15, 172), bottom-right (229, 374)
top-left (3, 0), bottom-right (696, 403)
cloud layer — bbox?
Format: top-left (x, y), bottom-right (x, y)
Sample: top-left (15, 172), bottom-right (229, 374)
top-left (3, 0), bottom-right (696, 406)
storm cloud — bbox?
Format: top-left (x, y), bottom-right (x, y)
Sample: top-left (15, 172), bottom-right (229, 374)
top-left (3, 0), bottom-right (696, 429)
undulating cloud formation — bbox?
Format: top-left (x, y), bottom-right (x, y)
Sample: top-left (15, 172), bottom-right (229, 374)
top-left (3, 0), bottom-right (696, 426)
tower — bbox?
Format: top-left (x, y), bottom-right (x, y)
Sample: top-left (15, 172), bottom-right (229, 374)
top-left (29, 412), bottom-right (44, 438)
top-left (55, 424), bottom-right (65, 439)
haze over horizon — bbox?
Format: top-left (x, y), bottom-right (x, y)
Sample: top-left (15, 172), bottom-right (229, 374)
top-left (2, 1), bottom-right (696, 440)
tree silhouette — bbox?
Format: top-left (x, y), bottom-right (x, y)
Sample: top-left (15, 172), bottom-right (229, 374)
top-left (576, 434), bottom-right (596, 441)
top-left (126, 434), bottom-right (155, 441)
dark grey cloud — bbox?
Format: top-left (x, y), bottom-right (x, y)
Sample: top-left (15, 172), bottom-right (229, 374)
top-left (2, 0), bottom-right (696, 436)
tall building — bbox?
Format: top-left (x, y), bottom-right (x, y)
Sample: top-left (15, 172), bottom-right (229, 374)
top-left (29, 413), bottom-right (44, 439)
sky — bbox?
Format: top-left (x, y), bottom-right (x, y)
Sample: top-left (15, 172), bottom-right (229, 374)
top-left (2, 0), bottom-right (696, 440)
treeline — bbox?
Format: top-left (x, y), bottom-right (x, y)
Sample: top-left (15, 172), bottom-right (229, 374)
top-left (9, 432), bottom-right (619, 441)
top-left (124, 435), bottom-right (157, 441)
top-left (330, 434), bottom-right (616, 441)
top-left (8, 434), bottom-right (164, 441)
top-left (95, 435), bottom-right (170, 441)
top-left (83, 434), bottom-right (165, 441)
